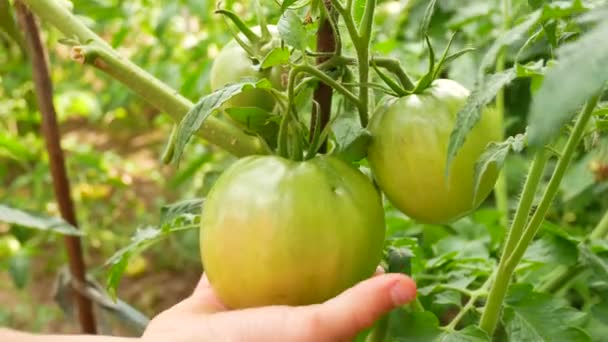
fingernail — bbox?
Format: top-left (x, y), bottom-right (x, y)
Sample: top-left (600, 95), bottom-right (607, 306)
top-left (390, 280), bottom-right (415, 306)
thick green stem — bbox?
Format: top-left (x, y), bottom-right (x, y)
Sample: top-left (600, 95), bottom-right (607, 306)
top-left (494, 0), bottom-right (511, 228)
top-left (21, 0), bottom-right (268, 157)
top-left (501, 150), bottom-right (549, 261)
top-left (479, 94), bottom-right (600, 335)
top-left (354, 0), bottom-right (375, 127)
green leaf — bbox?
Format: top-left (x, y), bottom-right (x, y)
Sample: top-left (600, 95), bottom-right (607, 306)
top-left (473, 132), bottom-right (526, 202)
top-left (503, 284), bottom-right (590, 342)
top-left (528, 20), bottom-right (608, 147)
top-left (352, 0), bottom-right (366, 26)
top-left (280, 0), bottom-right (298, 11)
top-left (420, 0), bottom-right (437, 37)
top-left (447, 69), bottom-right (517, 173)
top-left (387, 246), bottom-right (413, 275)
top-left (0, 204), bottom-right (83, 236)
top-left (480, 11), bottom-right (542, 73)
top-left (8, 252), bottom-right (30, 289)
top-left (171, 80), bottom-right (271, 164)
top-left (225, 107), bottom-right (280, 148)
top-left (591, 300), bottom-right (608, 325)
top-left (579, 245), bottom-right (608, 281)
top-left (334, 129), bottom-right (371, 163)
top-left (260, 47), bottom-right (290, 69)
top-left (159, 198), bottom-right (204, 226)
top-left (105, 221), bottom-right (199, 297)
top-left (523, 233), bottom-right (578, 266)
top-left (386, 310), bottom-right (442, 341)
top-left (438, 325), bottom-right (491, 342)
top-left (278, 10), bottom-right (308, 51)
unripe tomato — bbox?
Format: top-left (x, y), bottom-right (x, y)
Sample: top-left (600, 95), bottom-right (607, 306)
top-left (0, 235), bottom-right (21, 260)
top-left (368, 79), bottom-right (501, 224)
top-left (210, 26), bottom-right (286, 112)
top-left (200, 155), bottom-right (385, 308)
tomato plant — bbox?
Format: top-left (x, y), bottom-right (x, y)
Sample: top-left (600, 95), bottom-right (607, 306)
top-left (6, 0), bottom-right (608, 341)
top-left (368, 79), bottom-right (501, 224)
top-left (200, 155), bottom-right (385, 308)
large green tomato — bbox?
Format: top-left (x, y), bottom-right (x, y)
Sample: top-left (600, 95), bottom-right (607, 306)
top-left (200, 155), bottom-right (385, 308)
top-left (368, 79), bottom-right (501, 224)
top-left (210, 26), bottom-right (285, 112)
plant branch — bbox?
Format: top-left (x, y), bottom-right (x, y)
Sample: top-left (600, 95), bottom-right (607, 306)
top-left (353, 0), bottom-right (376, 127)
top-left (14, 1), bottom-right (96, 333)
top-left (20, 0), bottom-right (268, 157)
top-left (445, 274), bottom-right (493, 331)
top-left (479, 94), bottom-right (601, 336)
top-left (590, 207), bottom-right (608, 240)
top-left (494, 0), bottom-right (512, 228)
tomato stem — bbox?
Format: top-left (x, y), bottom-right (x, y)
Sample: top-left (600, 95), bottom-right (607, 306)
top-left (20, 0), bottom-right (269, 157)
top-left (493, 0), bottom-right (512, 229)
top-left (479, 93), bottom-right (601, 336)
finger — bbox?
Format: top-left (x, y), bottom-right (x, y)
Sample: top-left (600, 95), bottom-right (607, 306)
top-left (173, 273), bottom-right (227, 313)
top-left (373, 266), bottom-right (385, 276)
top-left (302, 273), bottom-right (416, 341)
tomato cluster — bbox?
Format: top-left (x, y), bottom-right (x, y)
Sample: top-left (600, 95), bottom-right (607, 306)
top-left (200, 22), bottom-right (501, 309)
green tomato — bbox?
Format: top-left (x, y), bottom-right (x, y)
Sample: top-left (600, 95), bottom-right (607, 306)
top-left (368, 79), bottom-right (501, 224)
top-left (200, 155), bottom-right (385, 308)
top-left (0, 235), bottom-right (21, 260)
top-left (210, 26), bottom-right (285, 112)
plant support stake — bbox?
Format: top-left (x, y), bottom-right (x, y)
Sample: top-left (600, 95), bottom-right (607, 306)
top-left (310, 0), bottom-right (337, 152)
top-left (14, 1), bottom-right (97, 334)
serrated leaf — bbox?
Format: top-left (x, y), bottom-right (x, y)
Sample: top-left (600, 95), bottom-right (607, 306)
top-left (172, 80), bottom-right (271, 164)
top-left (473, 133), bottom-right (526, 202)
top-left (159, 199), bottom-right (204, 226)
top-left (528, 21), bottom-right (608, 147)
top-left (480, 11), bottom-right (542, 73)
top-left (503, 284), bottom-right (590, 342)
top-left (438, 325), bottom-right (490, 342)
top-left (105, 223), bottom-right (198, 297)
top-left (0, 204), bottom-right (83, 236)
top-left (278, 10), bottom-right (308, 51)
top-left (447, 69), bottom-right (517, 172)
top-left (523, 233), bottom-right (578, 265)
top-left (260, 47), bottom-right (290, 69)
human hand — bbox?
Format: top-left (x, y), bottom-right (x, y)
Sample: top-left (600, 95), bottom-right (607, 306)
top-left (142, 271), bottom-right (416, 342)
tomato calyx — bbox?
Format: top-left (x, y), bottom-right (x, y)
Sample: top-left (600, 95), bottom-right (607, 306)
top-left (375, 34), bottom-right (476, 98)
top-left (215, 8), bottom-right (277, 69)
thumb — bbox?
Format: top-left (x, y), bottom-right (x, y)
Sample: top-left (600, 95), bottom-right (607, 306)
top-left (304, 273), bottom-right (417, 341)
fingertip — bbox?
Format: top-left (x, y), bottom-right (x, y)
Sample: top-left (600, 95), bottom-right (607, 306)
top-left (384, 273), bottom-right (417, 306)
